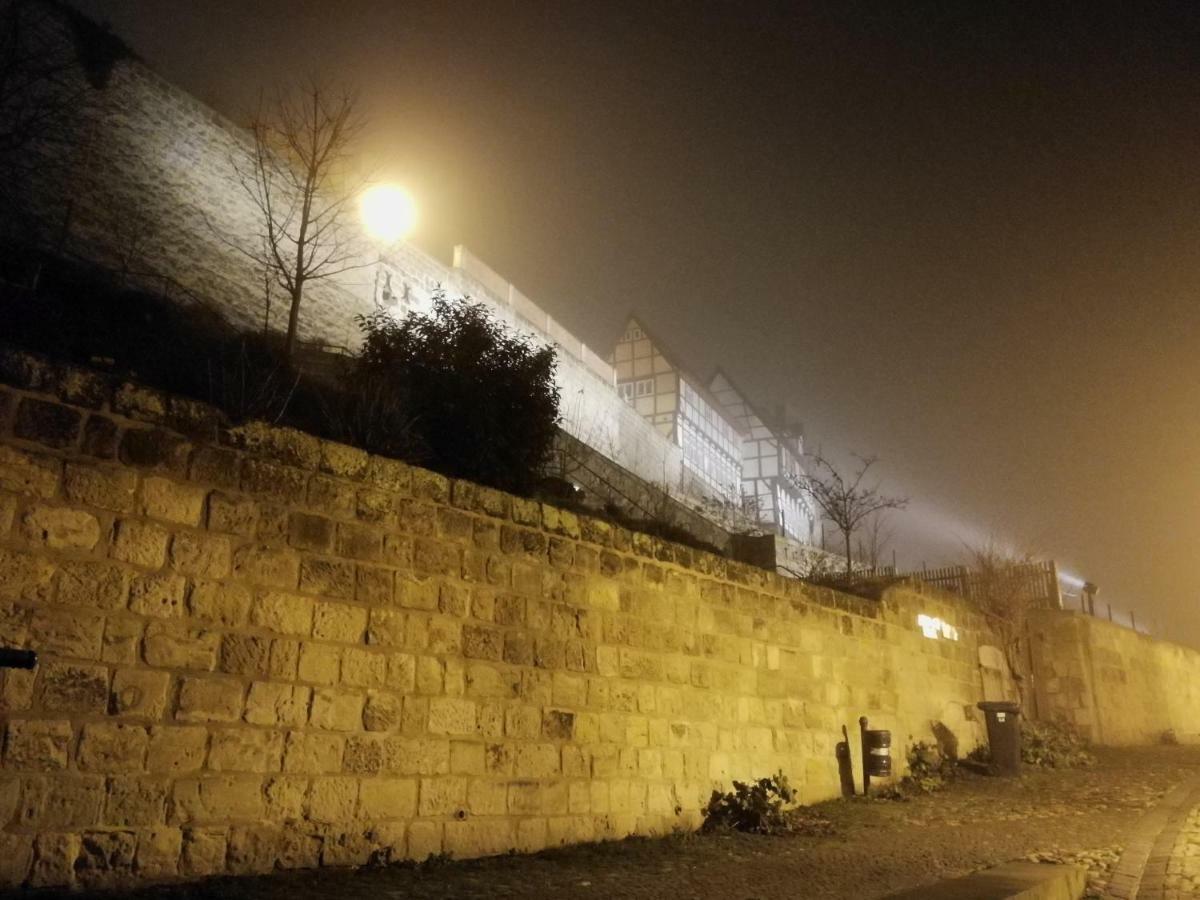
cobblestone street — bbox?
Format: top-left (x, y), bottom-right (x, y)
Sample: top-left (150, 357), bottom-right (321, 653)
top-left (13, 746), bottom-right (1198, 900)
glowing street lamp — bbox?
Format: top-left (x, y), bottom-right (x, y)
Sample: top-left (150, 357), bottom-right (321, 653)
top-left (360, 184), bottom-right (417, 243)
top-left (361, 184), bottom-right (417, 309)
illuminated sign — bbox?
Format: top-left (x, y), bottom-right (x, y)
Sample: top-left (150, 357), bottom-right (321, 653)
top-left (917, 614), bottom-right (959, 641)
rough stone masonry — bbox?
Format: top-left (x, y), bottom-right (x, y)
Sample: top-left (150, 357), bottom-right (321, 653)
top-left (0, 348), bottom-right (998, 891)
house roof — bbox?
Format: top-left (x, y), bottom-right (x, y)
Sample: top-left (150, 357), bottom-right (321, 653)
top-left (613, 314), bottom-right (747, 437)
top-left (709, 366), bottom-right (804, 443)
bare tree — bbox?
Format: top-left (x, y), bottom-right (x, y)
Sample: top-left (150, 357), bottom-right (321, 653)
top-left (855, 509), bottom-right (895, 572)
top-left (230, 82), bottom-right (368, 361)
top-left (964, 540), bottom-right (1042, 710)
top-left (801, 453), bottom-right (907, 576)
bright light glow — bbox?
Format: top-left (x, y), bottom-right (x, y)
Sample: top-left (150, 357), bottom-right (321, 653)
top-left (918, 614), bottom-right (959, 641)
top-left (1058, 571), bottom-right (1086, 589)
top-left (360, 184), bottom-right (417, 243)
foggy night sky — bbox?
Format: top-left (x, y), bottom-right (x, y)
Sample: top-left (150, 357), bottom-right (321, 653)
top-left (72, 1), bottom-right (1200, 644)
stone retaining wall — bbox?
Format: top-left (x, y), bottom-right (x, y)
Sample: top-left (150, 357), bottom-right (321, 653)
top-left (1031, 609), bottom-right (1200, 745)
top-left (0, 351), bottom-right (992, 890)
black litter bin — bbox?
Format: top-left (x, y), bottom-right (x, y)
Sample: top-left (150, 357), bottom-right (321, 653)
top-left (977, 701), bottom-right (1021, 775)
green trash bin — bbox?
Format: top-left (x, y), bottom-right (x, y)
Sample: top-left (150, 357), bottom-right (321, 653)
top-left (977, 701), bottom-right (1021, 775)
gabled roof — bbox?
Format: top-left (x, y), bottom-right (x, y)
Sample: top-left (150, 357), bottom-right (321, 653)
top-left (709, 366), bottom-right (803, 443)
top-left (612, 313), bottom-right (747, 437)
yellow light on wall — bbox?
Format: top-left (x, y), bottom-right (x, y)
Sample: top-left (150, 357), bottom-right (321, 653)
top-left (360, 184), bottom-right (417, 243)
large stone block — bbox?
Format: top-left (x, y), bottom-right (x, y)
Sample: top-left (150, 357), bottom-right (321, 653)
top-left (288, 512), bottom-right (334, 552)
top-left (180, 828), bottom-right (227, 877)
top-left (241, 460), bottom-right (308, 504)
top-left (219, 634), bottom-right (272, 677)
top-left (103, 775), bottom-right (169, 826)
top-left (232, 544), bottom-right (300, 590)
top-left (298, 557), bottom-right (354, 599)
top-left (244, 682), bottom-right (310, 727)
top-left (30, 606), bottom-right (105, 659)
top-left (140, 476), bottom-right (207, 526)
top-left (355, 565), bottom-right (394, 606)
top-left (190, 446), bottom-right (242, 489)
top-left (0, 445), bottom-right (61, 498)
top-left (29, 831), bottom-right (81, 888)
top-left (427, 698), bottom-right (476, 736)
top-left (358, 777), bottom-right (417, 819)
top-left (37, 661), bottom-right (109, 714)
top-left (143, 620), bottom-right (219, 670)
top-left (417, 776), bottom-right (466, 817)
top-left (341, 648), bottom-right (387, 688)
top-left (297, 643), bottom-right (341, 685)
top-left (146, 726), bottom-right (207, 775)
top-left (188, 580), bottom-right (252, 627)
top-left (17, 774), bottom-right (105, 828)
top-left (0, 548), bottom-right (55, 602)
top-left (0, 832), bottom-right (34, 887)
top-left (57, 560), bottom-right (128, 611)
top-left (119, 428), bottom-right (192, 475)
top-left (101, 615), bottom-right (143, 664)
top-left (406, 820), bottom-right (442, 861)
top-left (306, 776), bottom-right (359, 823)
top-left (308, 475), bottom-right (357, 518)
top-left (135, 827), bottom-right (181, 879)
top-left (171, 775), bottom-right (266, 824)
top-left (63, 462), bottom-right (138, 512)
top-left (13, 397), bottom-right (81, 449)
top-left (129, 572), bottom-right (188, 618)
top-left (170, 531), bottom-right (232, 579)
top-left (309, 688), bottom-right (364, 732)
top-left (175, 676), bottom-right (245, 723)
top-left (77, 723), bottom-right (149, 772)
top-left (367, 608), bottom-right (406, 647)
top-left (362, 691), bottom-right (403, 732)
top-left (81, 414), bottom-right (120, 459)
top-left (207, 728), bottom-right (284, 773)
top-left (4, 719), bottom-right (73, 770)
top-left (21, 504), bottom-right (101, 550)
top-left (110, 668), bottom-right (170, 719)
top-left (206, 491), bottom-right (259, 536)
top-left (313, 601), bottom-right (368, 644)
top-left (283, 732), bottom-right (344, 774)
top-left (251, 592), bottom-right (314, 637)
top-left (111, 519), bottom-right (170, 569)
top-left (384, 738), bottom-right (450, 775)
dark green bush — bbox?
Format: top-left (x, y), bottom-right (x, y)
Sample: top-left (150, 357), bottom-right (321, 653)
top-left (901, 741), bottom-right (958, 793)
top-left (354, 293), bottom-right (560, 495)
top-left (702, 772), bottom-right (797, 834)
top-left (1020, 720), bottom-right (1096, 768)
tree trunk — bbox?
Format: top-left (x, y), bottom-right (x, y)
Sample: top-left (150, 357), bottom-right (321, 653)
top-left (283, 284), bottom-right (302, 363)
top-left (843, 529), bottom-right (853, 576)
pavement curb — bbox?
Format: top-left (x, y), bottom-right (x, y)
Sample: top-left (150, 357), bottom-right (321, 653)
top-left (1104, 776), bottom-right (1200, 899)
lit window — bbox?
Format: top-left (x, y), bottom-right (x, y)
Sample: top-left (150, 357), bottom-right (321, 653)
top-left (618, 382), bottom-right (634, 401)
top-left (917, 614), bottom-right (960, 641)
top-left (635, 378), bottom-right (653, 397)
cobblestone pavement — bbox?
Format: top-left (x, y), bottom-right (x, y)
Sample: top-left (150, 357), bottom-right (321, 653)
top-left (1106, 772), bottom-right (1200, 899)
top-left (16, 746), bottom-right (1200, 900)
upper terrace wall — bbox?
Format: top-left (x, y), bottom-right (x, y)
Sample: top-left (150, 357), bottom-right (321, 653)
top-left (0, 351), bottom-right (992, 890)
top-left (1031, 609), bottom-right (1200, 745)
top-left (19, 41), bottom-right (689, 495)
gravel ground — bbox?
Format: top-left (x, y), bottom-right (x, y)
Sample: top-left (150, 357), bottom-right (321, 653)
top-left (24, 746), bottom-right (1200, 900)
